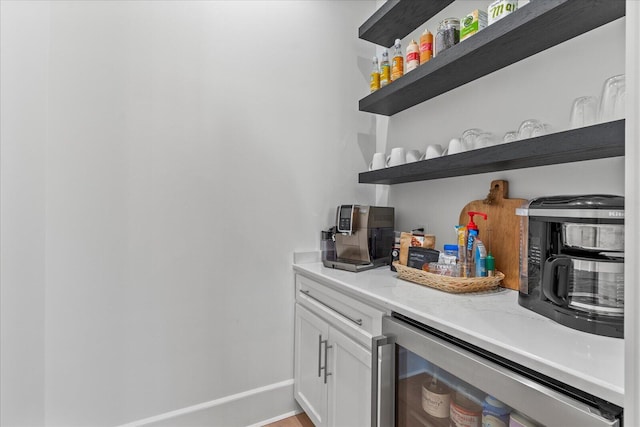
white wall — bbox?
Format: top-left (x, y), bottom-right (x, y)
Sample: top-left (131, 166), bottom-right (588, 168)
top-left (0, 1), bottom-right (376, 425)
top-left (0, 1), bottom-right (49, 426)
top-left (2, 1), bottom-right (632, 425)
top-left (377, 1), bottom-right (625, 243)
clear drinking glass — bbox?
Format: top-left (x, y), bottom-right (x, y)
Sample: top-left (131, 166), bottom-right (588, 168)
top-left (461, 128), bottom-right (483, 150)
top-left (598, 74), bottom-right (625, 123)
top-left (570, 96), bottom-right (599, 129)
top-left (502, 131), bottom-right (518, 144)
top-left (517, 119), bottom-right (545, 140)
top-left (475, 132), bottom-right (496, 149)
top-left (531, 123), bottom-right (552, 138)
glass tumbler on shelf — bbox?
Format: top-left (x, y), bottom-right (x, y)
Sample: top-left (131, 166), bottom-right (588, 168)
top-left (461, 128), bottom-right (483, 150)
top-left (531, 123), bottom-right (551, 138)
top-left (475, 132), bottom-right (496, 149)
top-left (517, 119), bottom-right (545, 140)
top-left (570, 96), bottom-right (599, 129)
top-left (502, 131), bottom-right (518, 144)
top-left (598, 74), bottom-right (626, 123)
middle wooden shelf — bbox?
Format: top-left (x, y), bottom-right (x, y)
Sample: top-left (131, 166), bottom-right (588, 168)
top-left (359, 120), bottom-right (625, 185)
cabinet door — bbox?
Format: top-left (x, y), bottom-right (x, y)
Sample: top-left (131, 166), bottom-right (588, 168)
top-left (327, 326), bottom-right (372, 427)
top-left (294, 304), bottom-right (329, 427)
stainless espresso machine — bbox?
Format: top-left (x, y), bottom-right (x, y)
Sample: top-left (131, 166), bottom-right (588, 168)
top-left (323, 205), bottom-right (394, 272)
top-left (518, 195), bottom-right (624, 338)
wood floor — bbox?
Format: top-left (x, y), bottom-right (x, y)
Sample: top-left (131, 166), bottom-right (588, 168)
top-left (263, 412), bottom-right (314, 427)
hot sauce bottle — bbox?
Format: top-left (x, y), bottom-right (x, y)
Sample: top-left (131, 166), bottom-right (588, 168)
top-left (405, 39), bottom-right (420, 72)
top-left (419, 29), bottom-right (433, 64)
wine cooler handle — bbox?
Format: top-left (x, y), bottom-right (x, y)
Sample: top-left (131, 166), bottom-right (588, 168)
top-left (371, 334), bottom-right (393, 427)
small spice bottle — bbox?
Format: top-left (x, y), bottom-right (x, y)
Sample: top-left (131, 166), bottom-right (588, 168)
top-left (435, 17), bottom-right (460, 57)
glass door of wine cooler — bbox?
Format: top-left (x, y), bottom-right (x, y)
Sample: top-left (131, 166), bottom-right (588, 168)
top-left (371, 314), bottom-right (622, 427)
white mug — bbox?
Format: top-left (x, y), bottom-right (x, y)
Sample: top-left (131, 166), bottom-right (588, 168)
top-left (421, 144), bottom-right (443, 160)
top-left (406, 149), bottom-right (421, 163)
top-left (386, 147), bottom-right (406, 167)
top-left (444, 138), bottom-right (466, 155)
top-left (369, 152), bottom-right (386, 171)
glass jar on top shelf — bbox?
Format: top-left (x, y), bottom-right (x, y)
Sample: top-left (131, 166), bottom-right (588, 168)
top-left (435, 17), bottom-right (460, 57)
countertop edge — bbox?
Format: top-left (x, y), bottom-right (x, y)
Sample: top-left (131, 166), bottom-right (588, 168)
top-left (292, 260), bottom-right (624, 407)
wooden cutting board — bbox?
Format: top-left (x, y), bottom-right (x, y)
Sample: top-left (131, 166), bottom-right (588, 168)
top-left (459, 180), bottom-right (526, 290)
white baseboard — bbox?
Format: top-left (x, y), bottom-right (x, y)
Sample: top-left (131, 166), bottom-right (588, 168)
top-left (117, 379), bottom-right (299, 427)
top-left (246, 409), bottom-right (303, 427)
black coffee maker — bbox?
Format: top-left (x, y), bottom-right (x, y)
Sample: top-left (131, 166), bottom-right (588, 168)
top-left (518, 195), bottom-right (624, 338)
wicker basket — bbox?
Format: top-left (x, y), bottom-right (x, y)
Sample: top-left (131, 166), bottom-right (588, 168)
top-left (393, 262), bottom-right (504, 294)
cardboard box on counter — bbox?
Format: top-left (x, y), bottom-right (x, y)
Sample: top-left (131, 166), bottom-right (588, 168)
top-left (399, 232), bottom-right (436, 266)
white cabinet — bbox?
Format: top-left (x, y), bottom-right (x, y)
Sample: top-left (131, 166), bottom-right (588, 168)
top-left (293, 274), bottom-right (386, 427)
top-left (294, 304), bottom-right (329, 426)
top-left (326, 326), bottom-right (371, 427)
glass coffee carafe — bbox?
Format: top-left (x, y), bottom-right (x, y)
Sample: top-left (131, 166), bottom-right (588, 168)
top-left (543, 254), bottom-right (624, 317)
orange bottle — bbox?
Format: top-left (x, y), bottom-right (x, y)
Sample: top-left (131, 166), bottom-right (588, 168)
top-left (391, 38), bottom-right (404, 81)
top-left (419, 29), bottom-right (433, 64)
top-left (370, 56), bottom-right (380, 92)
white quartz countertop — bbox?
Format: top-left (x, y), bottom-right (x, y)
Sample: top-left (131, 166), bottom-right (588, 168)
top-left (293, 258), bottom-right (624, 407)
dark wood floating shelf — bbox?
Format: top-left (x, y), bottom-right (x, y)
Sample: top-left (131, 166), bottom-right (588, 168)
top-left (359, 0), bottom-right (625, 116)
top-left (358, 0), bottom-right (454, 48)
top-left (359, 120), bottom-right (625, 185)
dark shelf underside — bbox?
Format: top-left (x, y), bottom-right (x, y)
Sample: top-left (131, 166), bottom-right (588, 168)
top-left (359, 120), bottom-right (625, 185)
top-left (358, 0), bottom-right (454, 48)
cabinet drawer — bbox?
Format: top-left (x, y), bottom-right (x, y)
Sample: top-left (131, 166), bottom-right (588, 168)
top-left (296, 274), bottom-right (385, 348)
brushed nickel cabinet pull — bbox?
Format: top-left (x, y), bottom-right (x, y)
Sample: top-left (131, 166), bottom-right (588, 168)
top-left (324, 343), bottom-right (333, 384)
top-left (317, 334), bottom-right (323, 378)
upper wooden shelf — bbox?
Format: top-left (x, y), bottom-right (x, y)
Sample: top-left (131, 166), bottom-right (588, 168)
top-left (358, 0), bottom-right (625, 116)
top-left (358, 0), bottom-right (455, 48)
top-left (359, 120), bottom-right (625, 185)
